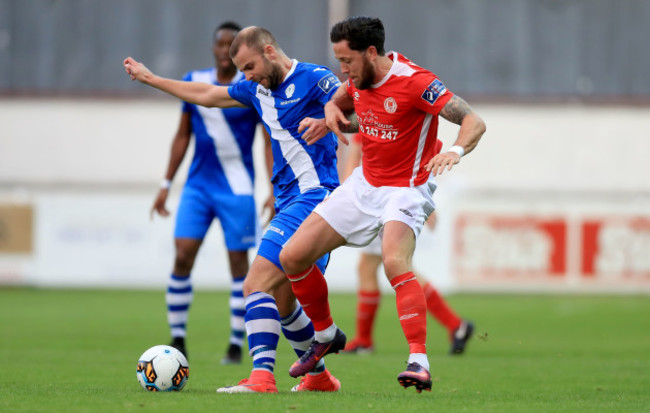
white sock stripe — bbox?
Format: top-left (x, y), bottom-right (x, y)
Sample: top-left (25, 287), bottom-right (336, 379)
top-left (289, 264), bottom-right (315, 282)
top-left (170, 327), bottom-right (186, 337)
top-left (229, 337), bottom-right (244, 347)
top-left (314, 324), bottom-right (338, 343)
top-left (252, 349), bottom-right (277, 360)
top-left (245, 319), bottom-right (282, 335)
top-left (168, 278), bottom-right (192, 289)
top-left (281, 314), bottom-right (312, 331)
top-left (230, 296), bottom-right (245, 309)
top-left (166, 292), bottom-right (193, 305)
top-left (249, 344), bottom-right (265, 353)
top-left (168, 313), bottom-right (188, 325)
top-left (251, 302), bottom-right (282, 311)
top-left (230, 315), bottom-right (245, 330)
top-left (244, 292), bottom-right (274, 306)
top-left (359, 296), bottom-right (381, 304)
top-left (285, 338), bottom-right (313, 349)
top-left (391, 276), bottom-right (417, 290)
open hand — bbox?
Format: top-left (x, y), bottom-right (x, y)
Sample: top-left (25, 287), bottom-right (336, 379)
top-left (425, 151), bottom-right (461, 176)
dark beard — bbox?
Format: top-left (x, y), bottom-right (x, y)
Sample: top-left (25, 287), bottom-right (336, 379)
top-left (267, 63), bottom-right (283, 90)
top-left (357, 56), bottom-right (375, 90)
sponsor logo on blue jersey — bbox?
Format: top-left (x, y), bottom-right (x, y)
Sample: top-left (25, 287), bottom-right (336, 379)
top-left (421, 79), bottom-right (447, 105)
top-left (318, 74), bottom-right (340, 94)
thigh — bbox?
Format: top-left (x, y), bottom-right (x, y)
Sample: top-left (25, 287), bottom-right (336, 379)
top-left (358, 252), bottom-right (382, 291)
top-left (174, 186), bottom-right (214, 239)
top-left (313, 169), bottom-right (381, 247)
top-left (262, 188), bottom-right (336, 269)
top-left (381, 220), bottom-right (416, 279)
top-left (282, 211), bottom-right (347, 270)
top-left (243, 254), bottom-right (290, 296)
top-left (380, 185), bottom-right (434, 240)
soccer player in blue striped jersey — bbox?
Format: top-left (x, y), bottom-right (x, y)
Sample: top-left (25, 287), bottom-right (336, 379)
top-left (125, 26), bottom-right (343, 393)
top-left (151, 22), bottom-right (273, 365)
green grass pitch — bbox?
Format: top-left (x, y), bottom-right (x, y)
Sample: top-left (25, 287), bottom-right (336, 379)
top-left (1, 288), bottom-right (648, 412)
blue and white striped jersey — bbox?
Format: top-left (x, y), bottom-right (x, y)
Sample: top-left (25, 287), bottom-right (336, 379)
top-left (228, 60), bottom-right (341, 210)
top-left (182, 68), bottom-right (261, 195)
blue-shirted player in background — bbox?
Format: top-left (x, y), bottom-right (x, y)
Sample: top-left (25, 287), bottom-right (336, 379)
top-left (151, 22), bottom-right (274, 365)
top-left (125, 26), bottom-right (343, 393)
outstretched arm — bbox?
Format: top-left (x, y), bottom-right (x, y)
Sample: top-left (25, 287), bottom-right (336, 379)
top-left (425, 95), bottom-right (486, 176)
top-left (123, 57), bottom-right (244, 108)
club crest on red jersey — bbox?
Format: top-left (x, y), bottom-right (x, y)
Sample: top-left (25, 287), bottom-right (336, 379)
top-left (421, 79), bottom-right (447, 105)
top-left (384, 97), bottom-right (397, 113)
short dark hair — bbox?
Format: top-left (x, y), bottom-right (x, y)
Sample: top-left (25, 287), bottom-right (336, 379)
top-left (230, 26), bottom-right (279, 58)
top-left (330, 16), bottom-right (385, 55)
top-left (214, 21), bottom-right (241, 40)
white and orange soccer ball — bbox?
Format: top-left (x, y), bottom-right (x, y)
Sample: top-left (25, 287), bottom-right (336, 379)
top-left (136, 345), bottom-right (189, 391)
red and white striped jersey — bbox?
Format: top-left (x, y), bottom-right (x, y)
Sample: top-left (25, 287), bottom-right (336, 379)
top-left (347, 52), bottom-right (453, 187)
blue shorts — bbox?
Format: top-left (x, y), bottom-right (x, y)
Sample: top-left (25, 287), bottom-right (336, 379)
top-left (174, 185), bottom-right (257, 251)
top-left (257, 187), bottom-right (330, 274)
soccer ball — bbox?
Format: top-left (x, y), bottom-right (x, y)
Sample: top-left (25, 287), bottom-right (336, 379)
top-left (136, 345), bottom-right (189, 391)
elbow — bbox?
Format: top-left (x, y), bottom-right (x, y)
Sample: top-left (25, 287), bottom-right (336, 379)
top-left (471, 113), bottom-right (486, 137)
top-left (460, 113), bottom-right (486, 138)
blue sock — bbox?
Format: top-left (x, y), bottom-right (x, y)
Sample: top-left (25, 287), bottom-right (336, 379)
top-left (281, 302), bottom-right (325, 374)
top-left (229, 275), bottom-right (246, 348)
top-left (245, 292), bottom-right (281, 373)
top-left (166, 274), bottom-right (193, 338)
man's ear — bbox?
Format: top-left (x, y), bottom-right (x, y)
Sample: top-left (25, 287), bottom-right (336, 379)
top-left (366, 45), bottom-right (379, 62)
top-left (264, 44), bottom-right (276, 60)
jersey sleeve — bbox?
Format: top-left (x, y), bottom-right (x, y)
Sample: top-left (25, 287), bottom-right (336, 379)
top-left (310, 67), bottom-right (341, 106)
top-left (181, 72), bottom-right (192, 113)
top-left (412, 72), bottom-right (454, 116)
top-left (228, 80), bottom-right (255, 107)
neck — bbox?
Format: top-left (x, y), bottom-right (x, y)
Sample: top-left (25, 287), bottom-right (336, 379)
top-left (277, 54), bottom-right (294, 79)
top-left (373, 55), bottom-right (393, 83)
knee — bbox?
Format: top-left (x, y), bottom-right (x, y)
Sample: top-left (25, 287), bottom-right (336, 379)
top-left (228, 251), bottom-right (250, 277)
top-left (279, 247), bottom-right (303, 275)
top-left (242, 269), bottom-right (285, 297)
top-left (242, 275), bottom-right (260, 297)
top-left (382, 254), bottom-right (409, 279)
top-left (174, 249), bottom-right (196, 275)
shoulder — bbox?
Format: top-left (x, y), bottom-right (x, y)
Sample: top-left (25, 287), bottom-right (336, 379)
top-left (301, 63), bottom-right (341, 95)
top-left (230, 78), bottom-right (257, 93)
top-left (393, 55), bottom-right (448, 99)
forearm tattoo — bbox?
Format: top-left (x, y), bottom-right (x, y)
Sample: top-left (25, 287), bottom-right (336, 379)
top-left (440, 95), bottom-right (473, 125)
top-left (340, 111), bottom-right (360, 133)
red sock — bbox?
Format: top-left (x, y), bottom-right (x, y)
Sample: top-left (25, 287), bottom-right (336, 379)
top-left (422, 282), bottom-right (461, 333)
top-left (356, 290), bottom-right (380, 344)
top-left (287, 265), bottom-right (332, 331)
top-left (390, 272), bottom-right (427, 354)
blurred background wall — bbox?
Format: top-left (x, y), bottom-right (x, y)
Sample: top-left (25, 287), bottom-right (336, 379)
top-left (1, 0), bottom-right (649, 292)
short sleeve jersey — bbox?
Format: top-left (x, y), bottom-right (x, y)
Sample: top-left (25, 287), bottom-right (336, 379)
top-left (347, 52), bottom-right (453, 187)
top-left (182, 68), bottom-right (261, 195)
top-left (228, 60), bottom-right (341, 209)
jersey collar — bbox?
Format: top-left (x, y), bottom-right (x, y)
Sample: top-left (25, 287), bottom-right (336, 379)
top-left (371, 51), bottom-right (397, 89)
top-left (280, 59), bottom-right (299, 86)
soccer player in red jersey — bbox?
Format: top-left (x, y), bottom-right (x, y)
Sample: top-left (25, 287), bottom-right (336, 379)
top-left (279, 16), bottom-right (486, 392)
top-left (340, 135), bottom-right (474, 357)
